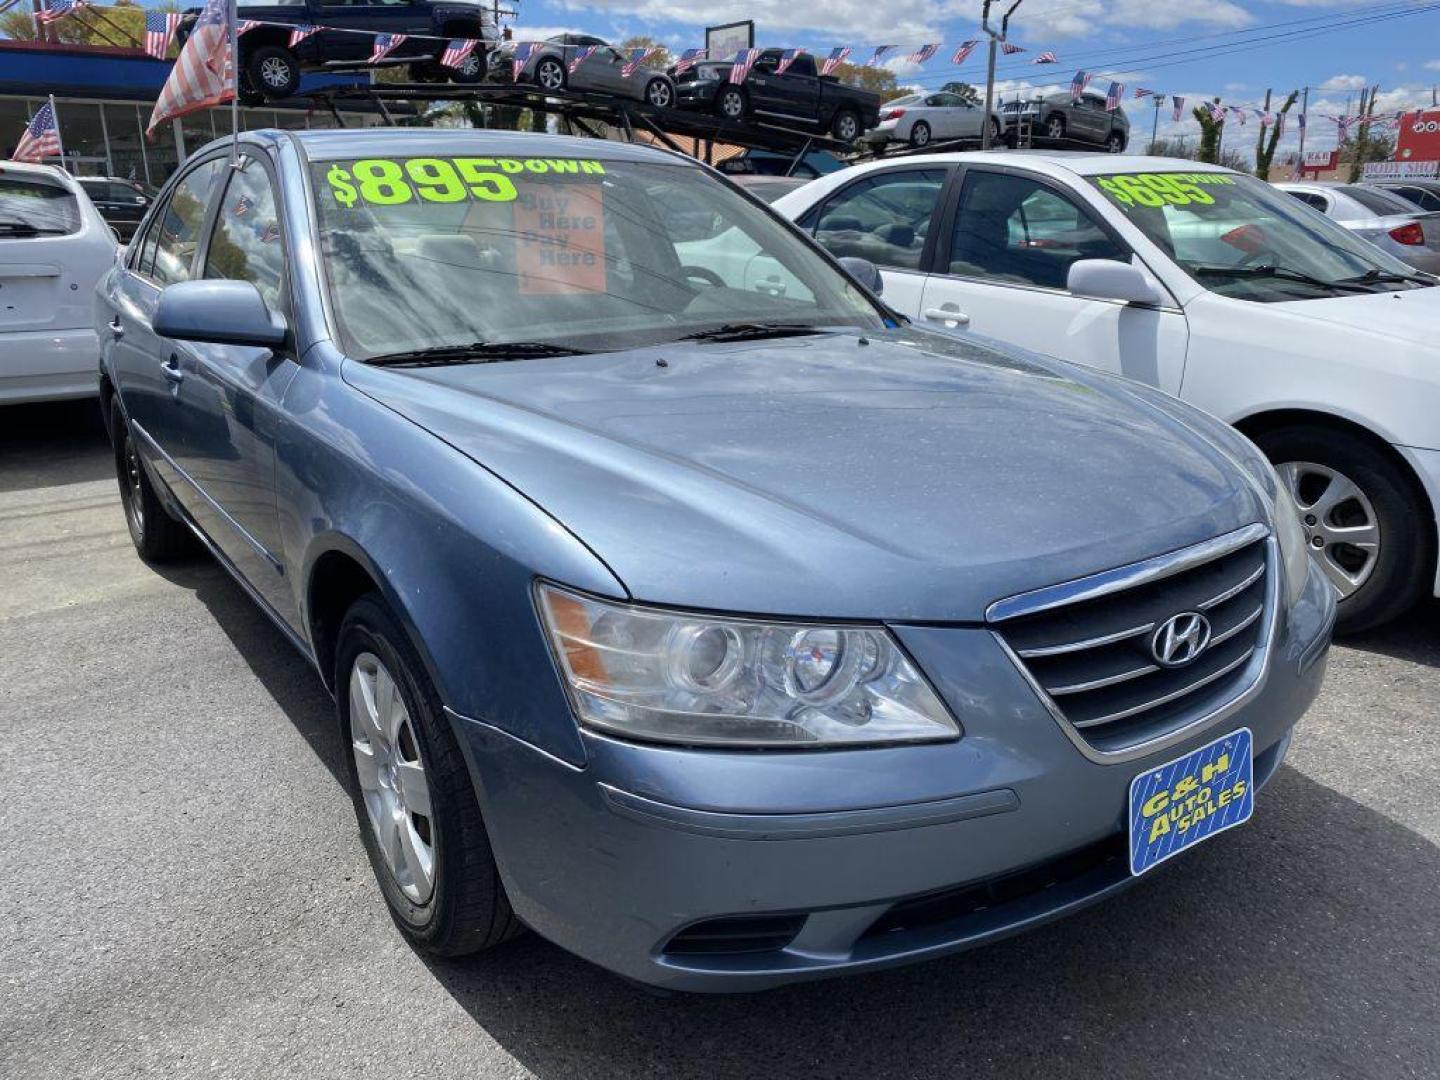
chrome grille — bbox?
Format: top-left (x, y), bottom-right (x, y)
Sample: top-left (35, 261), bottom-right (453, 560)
top-left (990, 525), bottom-right (1272, 755)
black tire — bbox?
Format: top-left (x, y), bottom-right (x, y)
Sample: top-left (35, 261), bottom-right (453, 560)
top-left (1106, 130), bottom-right (1127, 153)
top-left (337, 594), bottom-right (522, 956)
top-left (244, 44), bottom-right (300, 99)
top-left (716, 85), bottom-right (747, 121)
top-left (447, 46), bottom-right (486, 84)
top-left (110, 399), bottom-right (193, 563)
top-left (908, 120), bottom-right (931, 148)
top-left (1045, 114), bottom-right (1066, 140)
top-left (831, 108), bottom-right (862, 143)
top-left (990, 117), bottom-right (1002, 144)
top-left (643, 76), bottom-right (674, 109)
top-left (534, 56), bottom-right (567, 92)
top-left (1253, 426), bottom-right (1433, 633)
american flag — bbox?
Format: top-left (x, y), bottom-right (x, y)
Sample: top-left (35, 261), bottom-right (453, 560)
top-left (1033, 51), bottom-right (1057, 64)
top-left (673, 47), bottom-right (705, 74)
top-left (13, 101), bottom-right (61, 163)
top-left (261, 222), bottom-right (280, 244)
top-left (729, 48), bottom-right (759, 84)
top-left (35, 0), bottom-right (85, 26)
top-left (1296, 112), bottom-right (1306, 131)
top-left (288, 23), bottom-right (320, 48)
top-left (238, 20), bottom-right (260, 35)
top-left (1133, 87), bottom-right (1155, 99)
top-left (821, 46), bottom-right (851, 75)
top-left (510, 40), bottom-right (535, 79)
top-left (372, 34), bottom-right (407, 63)
top-left (233, 192), bottom-right (253, 217)
top-left (1105, 82), bottom-right (1123, 111)
top-left (147, 0), bottom-right (233, 135)
top-left (1258, 110), bottom-right (1274, 126)
top-left (440, 38), bottom-right (476, 69)
top-left (776, 48), bottom-right (804, 74)
top-left (1070, 70), bottom-right (1091, 97)
top-left (620, 46), bottom-right (654, 77)
top-left (864, 45), bottom-right (892, 68)
top-left (1230, 106), bottom-right (1247, 124)
top-left (950, 40), bottom-right (978, 66)
top-left (144, 11), bottom-right (183, 60)
top-left (1000, 42), bottom-right (1026, 55)
top-left (906, 43), bottom-right (939, 65)
top-left (1207, 102), bottom-right (1226, 123)
top-left (568, 44), bottom-right (598, 74)
top-left (1171, 95), bottom-right (1185, 121)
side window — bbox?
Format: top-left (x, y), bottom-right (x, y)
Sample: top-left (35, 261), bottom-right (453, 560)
top-left (1286, 190), bottom-right (1329, 212)
top-left (947, 170), bottom-right (1126, 290)
top-left (130, 208), bottom-right (164, 275)
top-left (204, 157), bottom-right (286, 310)
top-left (811, 168), bottom-right (947, 271)
top-left (150, 158), bottom-right (225, 287)
top-left (788, 54), bottom-right (816, 78)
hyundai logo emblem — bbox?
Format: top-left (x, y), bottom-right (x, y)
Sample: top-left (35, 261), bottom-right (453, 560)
top-left (1151, 612), bottom-right (1212, 668)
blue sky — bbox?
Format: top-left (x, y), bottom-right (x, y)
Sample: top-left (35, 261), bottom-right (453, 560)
top-left (510, 0), bottom-right (1440, 156)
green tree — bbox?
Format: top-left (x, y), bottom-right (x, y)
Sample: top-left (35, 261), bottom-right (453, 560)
top-left (1191, 98), bottom-right (1224, 164)
top-left (831, 61), bottom-right (906, 102)
top-left (940, 82), bottom-right (981, 105)
top-left (1253, 89), bottom-right (1298, 180)
top-left (0, 0), bottom-right (167, 49)
top-left (616, 35), bottom-right (672, 71)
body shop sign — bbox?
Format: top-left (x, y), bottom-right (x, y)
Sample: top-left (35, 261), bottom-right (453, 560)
top-left (514, 184), bottom-right (606, 295)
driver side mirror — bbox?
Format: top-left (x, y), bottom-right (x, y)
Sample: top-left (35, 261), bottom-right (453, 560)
top-left (838, 256), bottom-right (884, 297)
top-left (153, 279), bottom-right (288, 347)
top-left (1066, 259), bottom-right (1162, 306)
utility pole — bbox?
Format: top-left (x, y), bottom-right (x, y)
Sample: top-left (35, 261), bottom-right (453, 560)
top-left (1149, 95), bottom-right (1161, 153)
top-left (980, 0), bottom-right (1023, 151)
top-left (1295, 85), bottom-right (1309, 177)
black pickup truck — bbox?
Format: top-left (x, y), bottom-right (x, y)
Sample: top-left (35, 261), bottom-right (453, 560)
top-left (201, 0), bottom-right (497, 101)
top-left (670, 48), bottom-right (880, 143)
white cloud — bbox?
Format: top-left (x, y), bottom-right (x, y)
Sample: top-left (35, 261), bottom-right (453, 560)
top-left (1425, 59), bottom-right (1440, 71)
top-left (1319, 74), bottom-right (1368, 91)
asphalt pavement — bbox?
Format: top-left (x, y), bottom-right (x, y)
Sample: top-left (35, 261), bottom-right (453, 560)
top-left (3, 399), bottom-right (1437, 1080)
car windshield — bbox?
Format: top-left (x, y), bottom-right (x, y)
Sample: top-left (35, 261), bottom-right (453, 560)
top-left (309, 154), bottom-right (886, 360)
top-left (0, 174), bottom-right (80, 235)
top-left (1088, 170), bottom-right (1432, 301)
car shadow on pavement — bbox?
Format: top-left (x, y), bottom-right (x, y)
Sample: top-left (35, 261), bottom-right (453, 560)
top-left (420, 766), bottom-right (1440, 1080)
top-left (0, 400), bottom-right (111, 493)
top-left (1339, 598), bottom-right (1440, 669)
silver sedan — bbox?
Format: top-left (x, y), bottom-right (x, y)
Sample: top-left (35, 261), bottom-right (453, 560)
top-left (1276, 181), bottom-right (1440, 275)
top-left (862, 92), bottom-right (1001, 149)
top-left (490, 34), bottom-right (676, 108)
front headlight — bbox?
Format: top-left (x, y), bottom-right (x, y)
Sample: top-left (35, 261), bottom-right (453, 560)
top-left (537, 584), bottom-right (959, 747)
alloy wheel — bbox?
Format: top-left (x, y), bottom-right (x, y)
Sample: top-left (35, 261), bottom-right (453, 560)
top-left (836, 114), bottom-right (859, 141)
top-left (350, 652), bottom-right (436, 905)
top-left (261, 56), bottom-right (291, 89)
top-left (1047, 117), bottom-right (1064, 139)
top-left (537, 60), bottom-right (564, 90)
top-left (1276, 460), bottom-right (1381, 598)
top-left (122, 435), bottom-right (144, 541)
top-left (720, 90), bottom-right (744, 118)
top-left (911, 122), bottom-right (931, 147)
top-left (647, 80), bottom-right (672, 108)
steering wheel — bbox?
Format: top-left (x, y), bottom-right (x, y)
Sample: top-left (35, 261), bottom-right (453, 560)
top-left (681, 265), bottom-right (725, 288)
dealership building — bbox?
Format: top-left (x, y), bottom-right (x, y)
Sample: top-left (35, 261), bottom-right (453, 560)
top-left (0, 38), bottom-right (378, 185)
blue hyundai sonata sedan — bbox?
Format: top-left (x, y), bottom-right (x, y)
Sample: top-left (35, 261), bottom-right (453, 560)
top-left (97, 129), bottom-right (1335, 992)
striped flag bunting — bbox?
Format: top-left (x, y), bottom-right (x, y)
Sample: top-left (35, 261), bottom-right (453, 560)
top-left (1133, 87), bottom-right (1155, 99)
top-left (261, 222), bottom-right (280, 244)
top-left (1207, 102), bottom-right (1226, 123)
top-left (440, 37), bottom-right (477, 69)
top-left (620, 46), bottom-right (655, 76)
top-left (1258, 110), bottom-right (1274, 126)
top-left (864, 45), bottom-right (893, 67)
top-left (238, 20), bottom-right (260, 35)
top-left (509, 40), bottom-right (534, 78)
top-left (1000, 42), bottom-right (1026, 55)
top-left (1296, 112), bottom-right (1306, 131)
top-left (143, 10), bottom-right (183, 60)
top-left (36, 0), bottom-right (85, 25)
top-left (821, 46), bottom-right (851, 75)
top-left (148, 0), bottom-right (233, 134)
top-left (776, 48), bottom-right (804, 74)
top-left (1229, 105), bottom-right (1247, 124)
top-left (1171, 95), bottom-right (1185, 121)
top-left (950, 40), bottom-right (979, 66)
top-left (371, 33), bottom-right (406, 62)
top-left (1105, 81), bottom-right (1124, 111)
top-left (673, 47), bottom-right (705, 74)
top-left (13, 101), bottom-right (61, 162)
top-left (568, 44), bottom-right (598, 74)
top-left (232, 192), bottom-right (253, 217)
top-left (730, 48), bottom-right (760, 84)
top-left (1070, 70), bottom-right (1091, 97)
top-left (288, 23), bottom-right (321, 48)
top-left (906, 43), bottom-right (939, 65)
top-left (1033, 52), bottom-right (1057, 64)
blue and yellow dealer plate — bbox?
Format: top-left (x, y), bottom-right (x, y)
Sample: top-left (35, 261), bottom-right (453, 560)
top-left (1128, 728), bottom-right (1254, 877)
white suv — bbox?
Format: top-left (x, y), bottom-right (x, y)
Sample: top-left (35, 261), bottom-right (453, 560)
top-left (774, 153), bottom-right (1440, 631)
top-left (1, 161), bottom-right (116, 404)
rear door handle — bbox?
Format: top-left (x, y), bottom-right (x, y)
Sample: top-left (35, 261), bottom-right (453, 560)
top-left (161, 354), bottom-right (184, 384)
top-left (924, 307), bottom-right (971, 326)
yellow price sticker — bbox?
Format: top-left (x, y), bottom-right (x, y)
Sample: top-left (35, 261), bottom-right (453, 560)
top-left (323, 156), bottom-right (607, 210)
top-left (1095, 172), bottom-right (1233, 210)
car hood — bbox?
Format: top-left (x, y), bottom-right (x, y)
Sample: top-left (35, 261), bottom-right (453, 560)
top-left (1272, 283), bottom-right (1440, 346)
top-left (343, 329), bottom-right (1268, 621)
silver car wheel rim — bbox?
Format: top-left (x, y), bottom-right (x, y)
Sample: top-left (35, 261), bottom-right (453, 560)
top-left (459, 54), bottom-right (480, 76)
top-left (261, 56), bottom-right (291, 88)
top-left (350, 652), bottom-right (435, 904)
top-left (648, 82), bottom-right (671, 107)
top-left (721, 91), bottom-right (743, 117)
top-left (913, 124), bottom-right (929, 145)
top-left (838, 115), bottom-right (858, 139)
top-left (538, 62), bottom-right (562, 89)
top-left (1276, 460), bottom-right (1381, 598)
top-left (123, 437), bottom-right (144, 537)
top-left (1047, 118), bottom-right (1064, 138)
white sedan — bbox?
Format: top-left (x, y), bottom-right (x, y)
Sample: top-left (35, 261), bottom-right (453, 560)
top-left (862, 92), bottom-right (1002, 149)
top-left (1, 161), bottom-right (116, 404)
top-left (774, 152), bottom-right (1440, 631)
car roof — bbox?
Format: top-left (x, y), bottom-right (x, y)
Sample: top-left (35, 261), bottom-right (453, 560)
top-left (199, 128), bottom-right (692, 167)
top-left (834, 151), bottom-right (1235, 179)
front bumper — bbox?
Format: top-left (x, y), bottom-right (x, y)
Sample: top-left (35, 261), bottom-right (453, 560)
top-left (673, 80), bottom-right (721, 110)
top-left (449, 560), bottom-right (1334, 992)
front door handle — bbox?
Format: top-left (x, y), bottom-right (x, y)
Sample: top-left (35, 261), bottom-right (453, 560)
top-left (109, 317), bottom-right (124, 339)
top-left (161, 354), bottom-right (184, 385)
top-left (924, 306), bottom-right (971, 326)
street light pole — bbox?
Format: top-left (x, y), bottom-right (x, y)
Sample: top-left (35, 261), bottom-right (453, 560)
top-left (1150, 96), bottom-right (1160, 153)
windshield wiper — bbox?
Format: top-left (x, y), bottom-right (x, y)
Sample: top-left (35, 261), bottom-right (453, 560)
top-left (1335, 267), bottom-right (1436, 287)
top-left (674, 321), bottom-right (827, 343)
top-left (364, 341), bottom-right (591, 367)
top-left (1189, 264), bottom-right (1376, 293)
